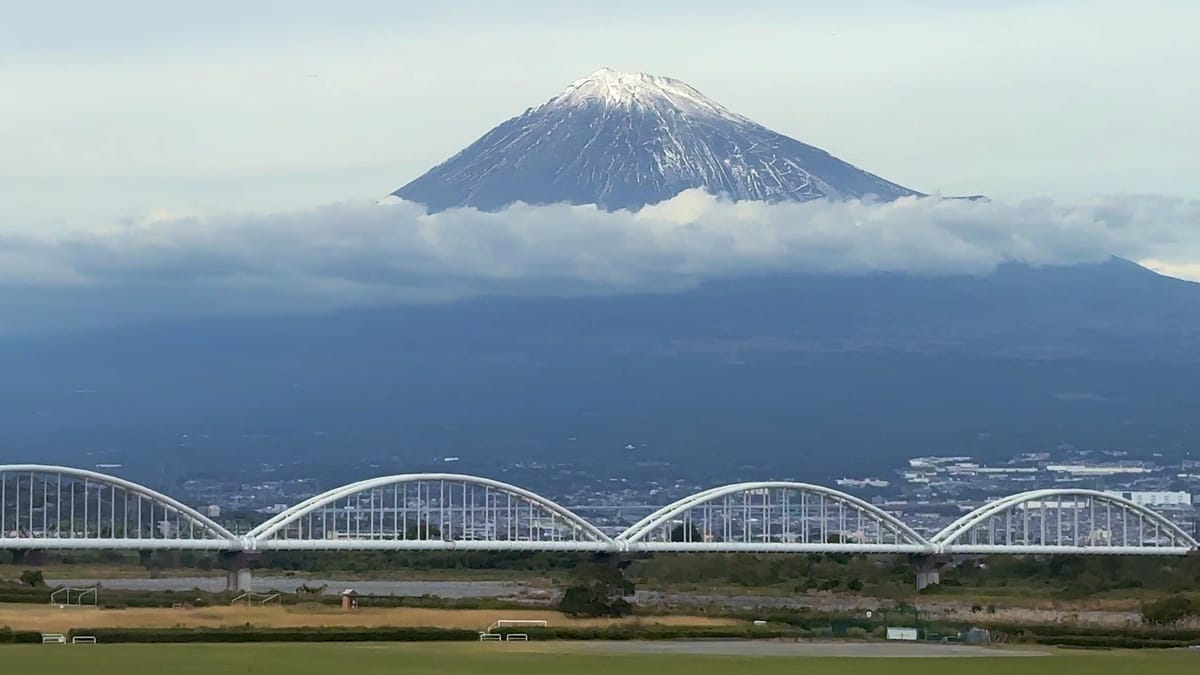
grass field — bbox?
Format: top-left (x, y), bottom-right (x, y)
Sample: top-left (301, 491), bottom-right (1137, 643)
top-left (0, 602), bottom-right (731, 632)
top-left (0, 643), bottom-right (1197, 674)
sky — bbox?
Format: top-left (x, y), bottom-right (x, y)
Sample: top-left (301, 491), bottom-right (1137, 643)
top-left (1, 0), bottom-right (1199, 330)
top-left (4, 0), bottom-right (1198, 226)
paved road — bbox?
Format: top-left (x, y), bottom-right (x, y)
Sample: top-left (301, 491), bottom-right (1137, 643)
top-left (45, 577), bottom-right (535, 598)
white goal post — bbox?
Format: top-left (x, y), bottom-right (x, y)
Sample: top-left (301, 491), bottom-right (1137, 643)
top-left (49, 587), bottom-right (97, 607)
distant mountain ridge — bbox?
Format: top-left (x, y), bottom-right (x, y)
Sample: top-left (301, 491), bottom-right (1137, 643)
top-left (6, 258), bottom-right (1200, 481)
top-left (392, 68), bottom-right (922, 212)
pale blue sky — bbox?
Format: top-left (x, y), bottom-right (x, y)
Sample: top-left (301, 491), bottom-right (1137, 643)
top-left (3, 0), bottom-right (1198, 230)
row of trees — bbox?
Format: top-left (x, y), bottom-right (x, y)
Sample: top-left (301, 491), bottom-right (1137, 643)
top-left (941, 552), bottom-right (1200, 596)
top-left (7, 547), bottom-right (1199, 602)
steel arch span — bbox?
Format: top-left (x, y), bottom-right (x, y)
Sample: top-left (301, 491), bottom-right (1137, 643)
top-left (246, 473), bottom-right (615, 551)
top-left (0, 465), bottom-right (238, 550)
top-left (2, 464), bottom-right (1195, 557)
top-left (932, 489), bottom-right (1199, 555)
top-left (617, 482), bottom-right (932, 553)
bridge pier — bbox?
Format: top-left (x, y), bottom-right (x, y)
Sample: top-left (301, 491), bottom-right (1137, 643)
top-left (220, 551), bottom-right (259, 593)
top-left (11, 549), bottom-right (48, 566)
top-left (911, 554), bottom-right (947, 591)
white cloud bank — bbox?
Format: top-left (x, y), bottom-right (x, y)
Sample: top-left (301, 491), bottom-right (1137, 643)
top-left (1, 191), bottom-right (1198, 332)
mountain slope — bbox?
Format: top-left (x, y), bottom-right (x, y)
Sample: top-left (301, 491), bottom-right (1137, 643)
top-left (5, 261), bottom-right (1200, 480)
top-left (393, 68), bottom-right (921, 212)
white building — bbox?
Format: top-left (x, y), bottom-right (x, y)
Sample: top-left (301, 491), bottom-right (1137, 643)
top-left (946, 465), bottom-right (1039, 476)
top-left (1045, 465), bottom-right (1152, 477)
top-left (836, 478), bottom-right (891, 488)
top-left (1104, 491), bottom-right (1192, 507)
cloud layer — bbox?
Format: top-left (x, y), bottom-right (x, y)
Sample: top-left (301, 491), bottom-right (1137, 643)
top-left (2, 191), bottom-right (1199, 332)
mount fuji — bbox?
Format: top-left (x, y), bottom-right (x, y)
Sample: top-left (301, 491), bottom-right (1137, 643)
top-left (393, 68), bottom-right (921, 212)
top-left (5, 70), bottom-right (1200, 480)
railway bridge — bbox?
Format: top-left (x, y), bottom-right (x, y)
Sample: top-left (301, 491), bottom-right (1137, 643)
top-left (2, 465), bottom-right (1195, 590)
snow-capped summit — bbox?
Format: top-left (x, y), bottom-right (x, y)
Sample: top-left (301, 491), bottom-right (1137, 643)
top-left (549, 68), bottom-right (748, 123)
top-left (392, 69), bottom-right (922, 212)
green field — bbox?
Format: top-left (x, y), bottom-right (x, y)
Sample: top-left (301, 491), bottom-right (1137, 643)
top-left (2, 643), bottom-right (1197, 674)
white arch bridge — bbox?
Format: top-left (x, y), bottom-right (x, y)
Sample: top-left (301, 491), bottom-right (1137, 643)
top-left (1, 466), bottom-right (1196, 558)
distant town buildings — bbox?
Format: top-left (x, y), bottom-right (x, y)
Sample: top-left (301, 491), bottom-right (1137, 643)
top-left (1046, 465), bottom-right (1153, 477)
top-left (171, 446), bottom-right (1200, 543)
top-left (835, 478), bottom-right (890, 489)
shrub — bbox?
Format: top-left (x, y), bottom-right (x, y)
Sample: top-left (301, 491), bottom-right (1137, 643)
top-left (1008, 621), bottom-right (1200, 641)
top-left (12, 631), bottom-right (42, 644)
top-left (57, 624), bottom-right (793, 645)
top-left (1034, 635), bottom-right (1189, 649)
top-left (66, 626), bottom-right (479, 644)
top-left (1141, 596), bottom-right (1197, 625)
top-left (0, 627), bottom-right (43, 644)
top-left (558, 584), bottom-right (632, 618)
top-left (18, 570), bottom-right (45, 588)
top-left (502, 625), bottom-right (789, 642)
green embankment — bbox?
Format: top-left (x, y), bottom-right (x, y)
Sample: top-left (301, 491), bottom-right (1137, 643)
top-left (1, 643), bottom-right (1198, 675)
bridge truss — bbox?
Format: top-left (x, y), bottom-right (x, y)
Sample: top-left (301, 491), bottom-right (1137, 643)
top-left (932, 489), bottom-right (1198, 555)
top-left (0, 465), bottom-right (236, 550)
top-left (1, 466), bottom-right (1195, 556)
top-left (246, 474), bottom-right (614, 551)
top-left (617, 482), bottom-right (929, 553)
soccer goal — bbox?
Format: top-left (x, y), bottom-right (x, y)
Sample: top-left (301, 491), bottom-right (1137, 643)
top-left (49, 587), bottom-right (97, 607)
top-left (231, 592), bottom-right (281, 606)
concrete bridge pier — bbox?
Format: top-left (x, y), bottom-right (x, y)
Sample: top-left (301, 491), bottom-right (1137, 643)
top-left (911, 554), bottom-right (948, 591)
top-left (11, 549), bottom-right (48, 566)
top-left (220, 551), bottom-right (259, 592)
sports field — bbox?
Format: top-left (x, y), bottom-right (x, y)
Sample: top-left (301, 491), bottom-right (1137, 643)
top-left (2, 643), bottom-right (1197, 675)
